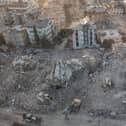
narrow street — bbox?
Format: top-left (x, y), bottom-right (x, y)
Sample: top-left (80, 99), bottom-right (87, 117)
top-left (0, 109), bottom-right (126, 126)
top-left (44, 113), bottom-right (126, 126)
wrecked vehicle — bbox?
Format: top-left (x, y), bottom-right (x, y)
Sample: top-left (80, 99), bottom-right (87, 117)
top-left (22, 113), bottom-right (42, 125)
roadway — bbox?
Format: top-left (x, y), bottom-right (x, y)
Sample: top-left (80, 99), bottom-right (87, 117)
top-left (0, 109), bottom-right (126, 126)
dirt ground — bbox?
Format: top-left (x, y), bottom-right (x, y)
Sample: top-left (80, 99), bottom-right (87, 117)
top-left (1, 109), bottom-right (126, 126)
top-left (0, 14), bottom-right (126, 125)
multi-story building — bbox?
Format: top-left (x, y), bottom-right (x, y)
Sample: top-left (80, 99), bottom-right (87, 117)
top-left (110, 0), bottom-right (126, 15)
top-left (0, 0), bottom-right (27, 6)
top-left (24, 18), bottom-right (56, 44)
top-left (35, 18), bottom-right (56, 41)
top-left (73, 23), bottom-right (97, 49)
top-left (0, 0), bottom-right (30, 26)
top-left (0, 7), bottom-right (8, 24)
top-left (0, 0), bottom-right (16, 5)
top-left (24, 22), bottom-right (36, 44)
top-left (8, 7), bottom-right (41, 25)
top-left (43, 1), bottom-right (66, 31)
top-left (97, 29), bottom-right (122, 43)
top-left (111, 4), bottom-right (125, 15)
top-left (41, 0), bottom-right (84, 30)
top-left (3, 26), bottom-right (29, 47)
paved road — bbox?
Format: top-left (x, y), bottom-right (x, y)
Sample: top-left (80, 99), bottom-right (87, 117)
top-left (43, 113), bottom-right (126, 126)
top-left (43, 113), bottom-right (97, 126)
top-left (0, 109), bottom-right (126, 126)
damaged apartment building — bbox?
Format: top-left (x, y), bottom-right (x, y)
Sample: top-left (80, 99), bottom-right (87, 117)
top-left (73, 22), bottom-right (97, 49)
top-left (3, 26), bottom-right (28, 47)
top-left (0, 0), bottom-right (29, 25)
top-left (3, 18), bottom-right (56, 46)
top-left (24, 18), bottom-right (56, 44)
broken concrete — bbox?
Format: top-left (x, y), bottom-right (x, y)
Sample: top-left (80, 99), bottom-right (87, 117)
top-left (12, 55), bottom-right (37, 72)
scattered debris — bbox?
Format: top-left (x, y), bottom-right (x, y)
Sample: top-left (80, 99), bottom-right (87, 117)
top-left (22, 113), bottom-right (42, 125)
top-left (12, 55), bottom-right (36, 72)
top-left (36, 92), bottom-right (52, 105)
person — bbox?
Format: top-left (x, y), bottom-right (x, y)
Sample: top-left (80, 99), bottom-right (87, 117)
top-left (62, 98), bottom-right (81, 120)
top-left (62, 105), bottom-right (72, 120)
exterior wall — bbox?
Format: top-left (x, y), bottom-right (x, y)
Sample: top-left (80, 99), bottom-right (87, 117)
top-left (0, 8), bottom-right (14, 26)
top-left (44, 2), bottom-right (66, 30)
top-left (36, 27), bottom-right (45, 39)
top-left (11, 13), bottom-right (27, 25)
top-left (42, 0), bottom-right (84, 30)
top-left (35, 20), bottom-right (55, 41)
top-left (0, 7), bottom-right (7, 24)
top-left (112, 8), bottom-right (124, 15)
top-left (3, 17), bottom-right (56, 46)
top-left (25, 26), bottom-right (36, 44)
top-left (73, 23), bottom-right (97, 49)
top-left (3, 29), bottom-right (28, 46)
top-left (15, 30), bottom-right (28, 46)
top-left (98, 29), bottom-right (122, 43)
top-left (44, 22), bottom-right (54, 40)
top-left (0, 0), bottom-right (17, 5)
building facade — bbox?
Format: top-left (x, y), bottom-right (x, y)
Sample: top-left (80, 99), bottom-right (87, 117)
top-left (35, 18), bottom-right (56, 41)
top-left (3, 26), bottom-right (28, 47)
top-left (24, 18), bottom-right (56, 44)
top-left (73, 23), bottom-right (97, 49)
top-left (41, 0), bottom-right (84, 30)
top-left (24, 22), bottom-right (36, 44)
top-left (111, 5), bottom-right (125, 15)
top-left (97, 29), bottom-right (122, 43)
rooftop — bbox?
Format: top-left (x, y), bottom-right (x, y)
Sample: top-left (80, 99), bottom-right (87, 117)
top-left (24, 18), bottom-right (51, 28)
top-left (99, 29), bottom-right (121, 38)
top-left (35, 18), bottom-right (51, 28)
top-left (87, 6), bottom-right (106, 13)
top-left (98, 29), bottom-right (122, 42)
top-left (73, 22), bottom-right (96, 31)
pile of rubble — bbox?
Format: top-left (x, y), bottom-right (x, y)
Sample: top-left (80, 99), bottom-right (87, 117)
top-left (0, 49), bottom-right (102, 113)
top-left (12, 55), bottom-right (37, 72)
top-left (49, 54), bottom-right (101, 88)
top-left (3, 45), bottom-right (126, 115)
top-left (0, 44), bottom-right (126, 116)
